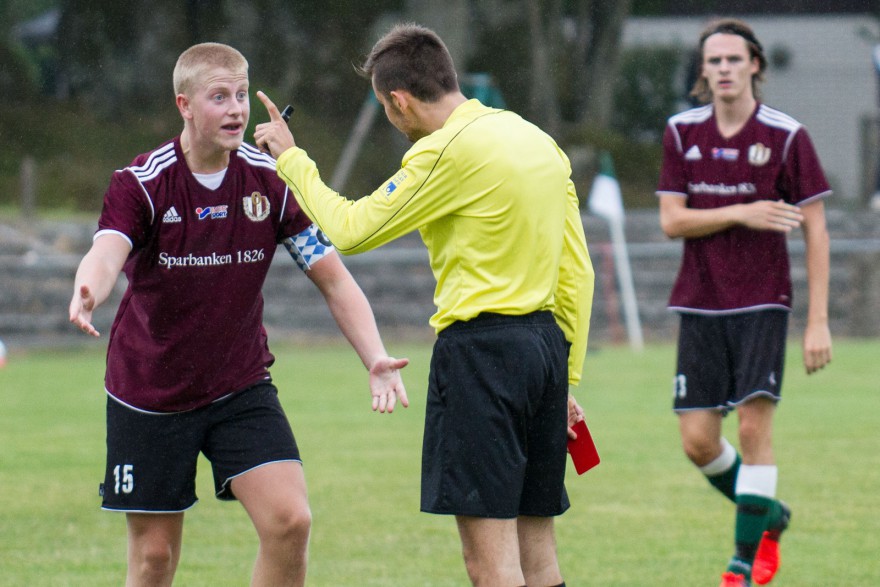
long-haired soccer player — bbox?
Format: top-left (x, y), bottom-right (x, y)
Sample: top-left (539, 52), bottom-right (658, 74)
top-left (657, 18), bottom-right (832, 587)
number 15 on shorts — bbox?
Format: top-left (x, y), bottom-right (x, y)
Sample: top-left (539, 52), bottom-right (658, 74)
top-left (113, 464), bottom-right (134, 494)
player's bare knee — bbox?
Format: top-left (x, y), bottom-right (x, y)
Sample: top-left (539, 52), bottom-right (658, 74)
top-left (680, 434), bottom-right (721, 466)
top-left (132, 543), bottom-right (176, 583)
top-left (261, 506), bottom-right (312, 548)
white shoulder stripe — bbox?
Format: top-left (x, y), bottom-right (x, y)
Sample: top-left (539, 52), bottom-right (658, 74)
top-left (124, 142), bottom-right (174, 174)
top-left (239, 142), bottom-right (268, 158)
top-left (125, 143), bottom-right (178, 183)
top-left (669, 105), bottom-right (713, 126)
top-left (756, 105), bottom-right (802, 133)
top-left (238, 143), bottom-right (278, 172)
top-left (117, 145), bottom-right (177, 225)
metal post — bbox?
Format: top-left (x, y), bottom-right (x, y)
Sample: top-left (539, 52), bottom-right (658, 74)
top-left (20, 156), bottom-right (37, 219)
top-left (330, 95), bottom-right (380, 192)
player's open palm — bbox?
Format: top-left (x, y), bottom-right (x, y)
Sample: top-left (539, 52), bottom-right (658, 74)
top-left (69, 285), bottom-right (100, 337)
top-left (369, 356), bottom-right (410, 413)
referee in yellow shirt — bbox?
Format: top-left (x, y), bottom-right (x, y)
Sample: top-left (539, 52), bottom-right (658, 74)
top-left (255, 23), bottom-right (594, 587)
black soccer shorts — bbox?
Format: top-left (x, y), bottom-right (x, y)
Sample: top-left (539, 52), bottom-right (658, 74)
top-left (673, 310), bottom-right (788, 414)
top-left (101, 382), bottom-right (300, 512)
top-left (421, 311), bottom-right (571, 518)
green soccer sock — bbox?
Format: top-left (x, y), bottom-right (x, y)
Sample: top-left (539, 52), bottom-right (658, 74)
top-left (700, 438), bottom-right (740, 503)
top-left (732, 493), bottom-right (774, 576)
top-left (764, 498), bottom-right (789, 539)
top-left (707, 453), bottom-right (740, 503)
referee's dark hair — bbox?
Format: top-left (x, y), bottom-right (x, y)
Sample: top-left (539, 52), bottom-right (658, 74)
top-left (690, 18), bottom-right (768, 105)
top-left (358, 23), bottom-right (460, 103)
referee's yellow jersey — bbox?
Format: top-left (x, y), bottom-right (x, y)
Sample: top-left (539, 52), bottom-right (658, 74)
top-left (276, 99), bottom-right (594, 385)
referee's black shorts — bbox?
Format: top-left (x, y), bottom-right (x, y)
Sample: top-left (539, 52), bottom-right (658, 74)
top-left (421, 311), bottom-right (571, 519)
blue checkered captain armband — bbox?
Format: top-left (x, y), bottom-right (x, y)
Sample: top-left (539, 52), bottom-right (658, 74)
top-left (283, 224), bottom-right (335, 271)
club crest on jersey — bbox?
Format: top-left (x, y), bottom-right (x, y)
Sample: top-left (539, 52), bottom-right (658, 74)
top-left (243, 192), bottom-right (270, 222)
top-left (748, 143), bottom-right (772, 166)
top-left (711, 147), bottom-right (739, 161)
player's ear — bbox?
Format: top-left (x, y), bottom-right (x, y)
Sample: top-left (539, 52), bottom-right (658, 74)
top-left (749, 56), bottom-right (761, 75)
top-left (176, 93), bottom-right (193, 120)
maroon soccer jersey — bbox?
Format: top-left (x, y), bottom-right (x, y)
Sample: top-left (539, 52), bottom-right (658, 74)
top-left (656, 103), bottom-right (831, 313)
top-left (96, 138), bottom-right (312, 412)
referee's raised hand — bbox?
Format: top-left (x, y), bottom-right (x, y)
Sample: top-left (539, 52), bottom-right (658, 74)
top-left (254, 90), bottom-right (296, 158)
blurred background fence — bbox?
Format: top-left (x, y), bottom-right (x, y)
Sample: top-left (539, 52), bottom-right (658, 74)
top-left (2, 209), bottom-right (878, 351)
top-left (4, 1), bottom-right (880, 350)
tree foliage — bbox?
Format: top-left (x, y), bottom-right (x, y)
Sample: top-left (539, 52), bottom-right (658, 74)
top-left (3, 1), bottom-right (663, 209)
top-left (47, 0), bottom-right (405, 119)
top-left (40, 0), bottom-right (632, 135)
top-left (467, 0), bottom-right (631, 138)
top-left (612, 45), bottom-right (685, 143)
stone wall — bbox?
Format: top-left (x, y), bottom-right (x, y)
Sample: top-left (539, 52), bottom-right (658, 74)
top-left (1, 209), bottom-right (878, 349)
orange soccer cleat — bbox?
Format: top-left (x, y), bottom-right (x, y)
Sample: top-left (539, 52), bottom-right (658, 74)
top-left (720, 571), bottom-right (750, 587)
top-left (752, 501), bottom-right (791, 585)
top-left (752, 531), bottom-right (781, 585)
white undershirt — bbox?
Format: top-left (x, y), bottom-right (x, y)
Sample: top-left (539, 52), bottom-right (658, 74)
top-left (192, 168), bottom-right (227, 190)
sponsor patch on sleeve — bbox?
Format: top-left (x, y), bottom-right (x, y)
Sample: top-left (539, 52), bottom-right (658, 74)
top-left (382, 169), bottom-right (411, 198)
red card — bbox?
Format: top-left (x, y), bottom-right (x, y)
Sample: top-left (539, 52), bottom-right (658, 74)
top-left (567, 418), bottom-right (600, 475)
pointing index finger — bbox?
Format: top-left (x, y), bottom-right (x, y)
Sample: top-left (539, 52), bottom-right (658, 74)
top-left (256, 90), bottom-right (283, 122)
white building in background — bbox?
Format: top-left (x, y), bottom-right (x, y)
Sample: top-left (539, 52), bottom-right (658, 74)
top-left (623, 15), bottom-right (880, 205)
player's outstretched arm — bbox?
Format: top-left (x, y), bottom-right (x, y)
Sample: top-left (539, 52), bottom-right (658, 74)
top-left (69, 234), bottom-right (130, 337)
top-left (369, 356), bottom-right (411, 413)
top-left (305, 253), bottom-right (409, 413)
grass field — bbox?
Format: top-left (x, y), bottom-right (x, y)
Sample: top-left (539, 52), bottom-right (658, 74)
top-left (1, 338), bottom-right (877, 586)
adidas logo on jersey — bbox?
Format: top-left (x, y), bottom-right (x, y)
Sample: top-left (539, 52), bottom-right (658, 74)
top-left (684, 145), bottom-right (702, 161)
top-left (162, 206), bottom-right (182, 223)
